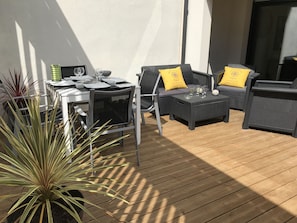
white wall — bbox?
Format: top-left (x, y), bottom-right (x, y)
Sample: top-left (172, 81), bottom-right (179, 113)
top-left (0, 0), bottom-right (184, 87)
top-left (185, 0), bottom-right (213, 72)
top-left (280, 6), bottom-right (297, 63)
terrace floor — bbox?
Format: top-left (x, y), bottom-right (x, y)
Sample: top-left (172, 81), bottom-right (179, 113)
top-left (1, 109), bottom-right (297, 222)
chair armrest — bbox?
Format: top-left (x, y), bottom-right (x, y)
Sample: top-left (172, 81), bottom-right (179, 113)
top-left (252, 86), bottom-right (297, 99)
top-left (249, 72), bottom-right (260, 79)
top-left (141, 93), bottom-right (157, 97)
top-left (73, 105), bottom-right (87, 117)
top-left (255, 80), bottom-right (292, 88)
top-left (245, 72), bottom-right (260, 89)
top-left (5, 93), bottom-right (53, 110)
top-left (192, 70), bottom-right (212, 89)
top-left (73, 105), bottom-right (88, 131)
top-left (136, 72), bottom-right (142, 84)
top-left (212, 70), bottom-right (224, 86)
top-left (192, 70), bottom-right (212, 76)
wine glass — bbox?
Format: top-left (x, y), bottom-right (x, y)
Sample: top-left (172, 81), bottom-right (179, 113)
top-left (74, 67), bottom-right (85, 77)
top-left (196, 85), bottom-right (202, 96)
top-left (201, 85), bottom-right (208, 98)
top-left (95, 68), bottom-right (103, 81)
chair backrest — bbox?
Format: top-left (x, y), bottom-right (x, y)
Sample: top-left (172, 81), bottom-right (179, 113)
top-left (4, 94), bottom-right (59, 131)
top-left (88, 86), bottom-right (135, 127)
top-left (61, 65), bottom-right (87, 78)
top-left (141, 64), bottom-right (193, 86)
top-left (215, 64), bottom-right (255, 85)
top-left (138, 69), bottom-right (161, 108)
top-left (139, 69), bottom-right (160, 94)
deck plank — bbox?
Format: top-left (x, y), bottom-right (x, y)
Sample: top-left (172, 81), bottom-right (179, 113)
top-left (1, 110), bottom-right (297, 222)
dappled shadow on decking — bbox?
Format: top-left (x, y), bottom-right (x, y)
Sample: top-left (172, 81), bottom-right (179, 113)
top-left (83, 111), bottom-right (297, 223)
top-left (2, 110), bottom-right (297, 223)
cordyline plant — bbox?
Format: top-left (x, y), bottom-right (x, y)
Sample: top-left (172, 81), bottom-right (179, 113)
top-left (0, 69), bottom-right (39, 121)
top-left (0, 95), bottom-right (129, 223)
top-left (0, 69), bottom-right (37, 103)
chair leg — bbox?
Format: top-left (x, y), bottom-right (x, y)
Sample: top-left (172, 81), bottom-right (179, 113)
top-left (119, 131), bottom-right (124, 146)
top-left (134, 128), bottom-right (140, 166)
top-left (136, 143), bottom-right (140, 166)
top-left (141, 112), bottom-right (146, 125)
top-left (89, 143), bottom-right (94, 168)
top-left (87, 130), bottom-right (94, 173)
top-left (154, 101), bottom-right (162, 136)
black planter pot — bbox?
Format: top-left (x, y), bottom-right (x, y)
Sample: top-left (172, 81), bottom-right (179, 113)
top-left (7, 190), bottom-right (84, 223)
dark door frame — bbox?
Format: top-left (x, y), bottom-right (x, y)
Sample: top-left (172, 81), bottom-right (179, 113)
top-left (246, 0), bottom-right (297, 80)
top-left (181, 0), bottom-right (189, 64)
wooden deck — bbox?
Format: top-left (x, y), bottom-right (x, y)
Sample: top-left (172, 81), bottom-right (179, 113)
top-left (2, 109), bottom-right (297, 222)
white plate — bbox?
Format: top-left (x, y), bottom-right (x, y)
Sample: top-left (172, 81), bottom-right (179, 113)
top-left (115, 83), bottom-right (134, 88)
top-left (67, 75), bottom-right (94, 81)
top-left (48, 80), bottom-right (75, 87)
top-left (83, 82), bottom-right (110, 89)
top-left (102, 77), bottom-right (126, 84)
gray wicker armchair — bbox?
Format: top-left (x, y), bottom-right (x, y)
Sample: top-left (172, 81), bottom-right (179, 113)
top-left (213, 64), bottom-right (260, 111)
top-left (242, 79), bottom-right (297, 137)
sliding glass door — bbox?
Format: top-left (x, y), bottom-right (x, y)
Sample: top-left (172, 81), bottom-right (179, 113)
top-left (246, 0), bottom-right (297, 80)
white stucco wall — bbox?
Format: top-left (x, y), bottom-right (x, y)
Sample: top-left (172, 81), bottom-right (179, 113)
top-left (0, 0), bottom-right (184, 86)
top-left (185, 0), bottom-right (213, 72)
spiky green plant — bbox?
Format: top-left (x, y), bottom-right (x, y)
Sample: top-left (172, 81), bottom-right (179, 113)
top-left (0, 95), bottom-right (128, 223)
top-left (0, 69), bottom-right (37, 102)
top-left (0, 69), bottom-right (39, 119)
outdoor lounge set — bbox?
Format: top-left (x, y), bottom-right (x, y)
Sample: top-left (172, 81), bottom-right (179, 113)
top-left (139, 63), bottom-right (297, 137)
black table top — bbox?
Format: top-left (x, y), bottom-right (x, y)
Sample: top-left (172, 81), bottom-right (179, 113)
top-left (171, 93), bottom-right (229, 104)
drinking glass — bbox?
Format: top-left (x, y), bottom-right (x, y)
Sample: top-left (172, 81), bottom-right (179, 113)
top-left (189, 87), bottom-right (195, 96)
top-left (201, 85), bottom-right (208, 98)
top-left (196, 85), bottom-right (203, 96)
top-left (95, 68), bottom-right (103, 81)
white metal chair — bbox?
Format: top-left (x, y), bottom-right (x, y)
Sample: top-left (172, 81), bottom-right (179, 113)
top-left (137, 70), bottom-right (162, 135)
top-left (75, 86), bottom-right (140, 166)
top-left (4, 94), bottom-right (62, 133)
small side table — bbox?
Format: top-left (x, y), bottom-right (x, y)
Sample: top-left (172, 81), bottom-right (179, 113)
top-left (169, 93), bottom-right (230, 130)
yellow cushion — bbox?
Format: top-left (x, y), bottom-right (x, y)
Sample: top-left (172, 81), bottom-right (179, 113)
top-left (159, 66), bottom-right (188, 91)
top-left (219, 66), bottom-right (251, 88)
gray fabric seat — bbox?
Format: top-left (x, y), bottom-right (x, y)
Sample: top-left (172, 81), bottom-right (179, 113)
top-left (242, 79), bottom-right (297, 137)
top-left (213, 64), bottom-right (260, 111)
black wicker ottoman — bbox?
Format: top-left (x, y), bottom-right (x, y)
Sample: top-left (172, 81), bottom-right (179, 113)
top-left (169, 93), bottom-right (230, 130)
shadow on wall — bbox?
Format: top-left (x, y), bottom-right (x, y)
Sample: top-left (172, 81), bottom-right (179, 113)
top-left (2, 0), bottom-right (93, 83)
top-left (1, 1), bottom-right (185, 87)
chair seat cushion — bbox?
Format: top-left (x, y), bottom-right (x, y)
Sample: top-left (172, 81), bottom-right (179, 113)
top-left (158, 84), bottom-right (196, 97)
top-left (219, 66), bottom-right (250, 88)
top-left (217, 85), bottom-right (246, 96)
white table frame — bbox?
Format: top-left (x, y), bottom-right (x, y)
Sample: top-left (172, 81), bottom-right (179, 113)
top-left (46, 83), bottom-right (141, 155)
